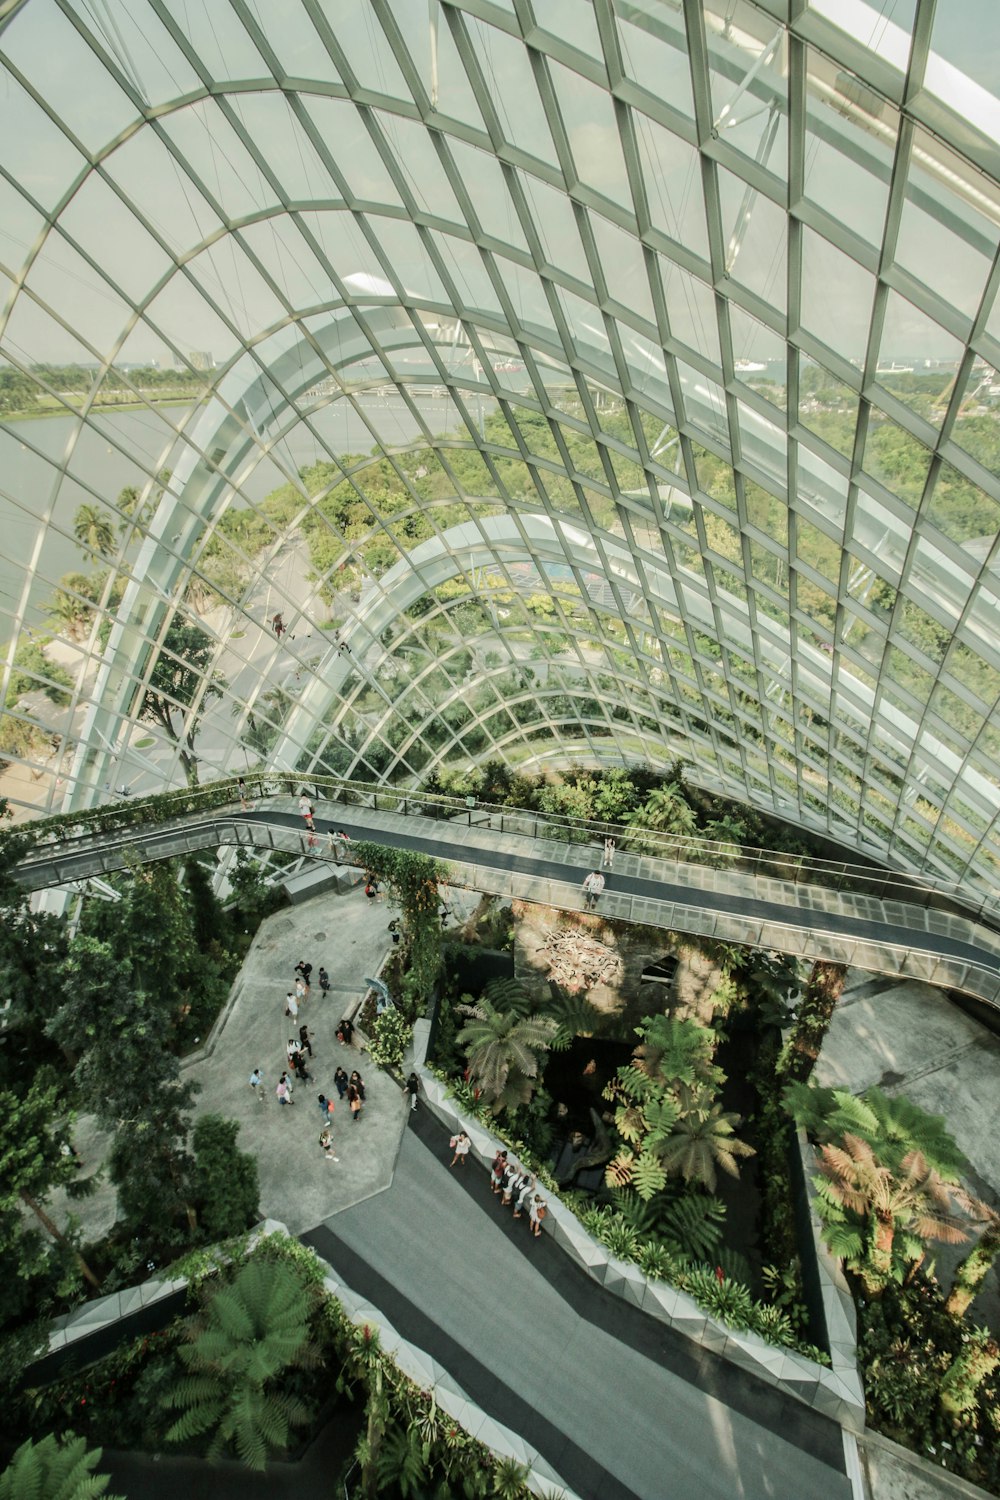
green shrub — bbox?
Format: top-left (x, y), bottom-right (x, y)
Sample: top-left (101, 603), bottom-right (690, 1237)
top-left (367, 1008), bottom-right (413, 1070)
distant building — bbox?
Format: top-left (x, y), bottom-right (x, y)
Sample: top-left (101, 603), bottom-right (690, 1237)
top-left (188, 351), bottom-right (215, 372)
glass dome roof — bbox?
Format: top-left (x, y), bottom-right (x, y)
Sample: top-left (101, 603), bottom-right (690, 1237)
top-left (2, 0), bottom-right (1000, 897)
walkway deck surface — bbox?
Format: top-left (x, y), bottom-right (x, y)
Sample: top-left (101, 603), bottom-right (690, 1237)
top-left (304, 1108), bottom-right (852, 1500)
top-left (18, 796), bottom-right (1000, 1002)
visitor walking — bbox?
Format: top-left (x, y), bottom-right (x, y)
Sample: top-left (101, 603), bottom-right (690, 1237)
top-left (294, 976), bottom-right (307, 1004)
top-left (298, 793), bottom-right (315, 830)
top-left (238, 777), bottom-right (248, 812)
top-left (249, 1067), bottom-right (265, 1102)
top-left (500, 1161), bottom-right (520, 1206)
top-left (529, 1195), bottom-right (547, 1237)
top-left (285, 991), bottom-right (299, 1023)
top-left (295, 959), bottom-right (313, 986)
top-left (334, 1066), bottom-right (349, 1099)
top-left (337, 1016), bottom-right (354, 1047)
top-left (449, 1131), bottom-right (471, 1167)
top-left (349, 1070), bottom-right (366, 1101)
top-left (603, 835), bottom-right (616, 869)
top-left (404, 1072), bottom-right (420, 1111)
top-left (317, 1093), bottom-right (332, 1121)
top-left (298, 1023), bottom-right (314, 1058)
top-left (490, 1149), bottom-right (508, 1194)
top-left (272, 612), bottom-right (285, 639)
top-left (347, 1083), bottom-right (363, 1122)
top-left (582, 869), bottom-right (606, 910)
top-left (292, 1049), bottom-right (312, 1083)
top-left (318, 966), bottom-right (331, 995)
top-left (276, 1074), bottom-right (294, 1106)
top-left (319, 1129), bottom-right (339, 1162)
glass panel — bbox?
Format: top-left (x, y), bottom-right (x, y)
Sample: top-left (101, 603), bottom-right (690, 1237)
top-left (717, 169), bottom-right (787, 311)
top-left (633, 120), bottom-right (709, 258)
top-left (798, 354), bottom-right (860, 458)
top-left (802, 51), bottom-right (896, 249)
top-left (800, 227), bottom-right (876, 363)
top-left (875, 291), bottom-right (965, 429)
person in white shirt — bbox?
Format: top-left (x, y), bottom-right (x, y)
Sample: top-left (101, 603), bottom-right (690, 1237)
top-left (582, 870), bottom-right (606, 910)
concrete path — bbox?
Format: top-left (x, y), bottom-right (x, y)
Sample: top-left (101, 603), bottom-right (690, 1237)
top-left (304, 1111), bottom-right (854, 1500)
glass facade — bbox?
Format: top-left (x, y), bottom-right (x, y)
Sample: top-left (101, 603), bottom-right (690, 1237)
top-left (1, 0), bottom-right (1000, 898)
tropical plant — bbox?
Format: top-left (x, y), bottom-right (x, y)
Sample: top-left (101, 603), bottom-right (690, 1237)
top-left (659, 1191), bottom-right (726, 1263)
top-left (190, 1116), bottom-right (260, 1240)
top-left (138, 617), bottom-right (225, 787)
top-left (162, 1256), bottom-right (319, 1469)
top-left (939, 1329), bottom-right (999, 1417)
top-left (656, 1085), bottom-right (755, 1193)
top-left (0, 1433), bottom-right (124, 1500)
top-left (73, 502), bottom-right (116, 559)
top-left (627, 782), bottom-right (698, 841)
top-left (631, 1013), bottom-right (719, 1089)
top-left (367, 1007), bottom-right (413, 1070)
top-left (776, 960), bottom-right (847, 1083)
top-left (0, 1080), bottom-right (101, 1290)
top-left (456, 983), bottom-right (557, 1116)
top-left (814, 1135), bottom-right (966, 1295)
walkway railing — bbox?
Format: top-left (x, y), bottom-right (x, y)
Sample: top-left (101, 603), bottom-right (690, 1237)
top-left (18, 768), bottom-right (1000, 931)
top-left (15, 803), bottom-right (1000, 1009)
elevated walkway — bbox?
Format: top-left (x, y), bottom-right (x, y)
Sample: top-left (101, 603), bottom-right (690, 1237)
top-left (15, 796), bottom-right (1000, 1007)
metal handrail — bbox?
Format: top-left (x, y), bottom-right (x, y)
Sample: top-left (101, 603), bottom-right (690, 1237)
top-left (16, 767), bottom-right (1000, 930)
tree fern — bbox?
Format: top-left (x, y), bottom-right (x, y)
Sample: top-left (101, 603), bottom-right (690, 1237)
top-left (0, 1434), bottom-right (124, 1500)
top-left (162, 1257), bottom-right (318, 1471)
top-left (659, 1193), bottom-right (726, 1263)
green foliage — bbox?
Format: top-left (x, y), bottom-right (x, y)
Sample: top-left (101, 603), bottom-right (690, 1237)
top-left (352, 841), bottom-right (449, 1015)
top-left (139, 617), bottom-right (225, 787)
top-left (776, 960), bottom-right (847, 1084)
top-left (790, 1081), bottom-right (969, 1296)
top-left (162, 1256), bottom-right (319, 1469)
top-left (190, 1116), bottom-right (260, 1240)
top-left (367, 1008), bottom-right (413, 1071)
top-left (0, 1433), bottom-right (124, 1500)
top-left (456, 982), bottom-right (558, 1116)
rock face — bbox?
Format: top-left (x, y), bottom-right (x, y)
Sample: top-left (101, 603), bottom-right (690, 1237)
top-left (512, 900), bottom-right (725, 1033)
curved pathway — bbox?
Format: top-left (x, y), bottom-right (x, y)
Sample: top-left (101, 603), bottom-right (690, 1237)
top-left (304, 1107), bottom-right (853, 1500)
top-left (16, 797), bottom-right (1000, 1005)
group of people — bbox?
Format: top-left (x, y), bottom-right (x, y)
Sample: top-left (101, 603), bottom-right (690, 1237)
top-left (490, 1148), bottom-right (547, 1237)
top-left (447, 1136), bottom-right (548, 1239)
top-left (249, 952), bottom-right (368, 1165)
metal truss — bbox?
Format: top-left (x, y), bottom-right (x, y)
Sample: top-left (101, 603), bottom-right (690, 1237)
top-left (2, 0), bottom-right (1000, 900)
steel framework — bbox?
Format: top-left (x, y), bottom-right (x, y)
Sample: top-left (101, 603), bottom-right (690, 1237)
top-left (2, 0), bottom-right (1000, 898)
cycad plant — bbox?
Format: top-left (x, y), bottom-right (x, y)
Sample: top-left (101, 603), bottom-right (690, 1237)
top-left (456, 981), bottom-right (557, 1116)
top-left (0, 1434), bottom-right (123, 1500)
top-left (162, 1256), bottom-right (319, 1469)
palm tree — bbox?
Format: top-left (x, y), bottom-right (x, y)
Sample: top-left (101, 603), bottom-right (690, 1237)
top-left (0, 1434), bottom-right (123, 1500)
top-left (657, 1083), bottom-right (755, 1192)
top-left (162, 1256), bottom-right (319, 1469)
top-left (946, 1198), bottom-right (1000, 1318)
top-left (456, 993), bottom-right (557, 1116)
top-left (72, 503), bottom-right (116, 559)
top-left (815, 1135), bottom-right (966, 1295)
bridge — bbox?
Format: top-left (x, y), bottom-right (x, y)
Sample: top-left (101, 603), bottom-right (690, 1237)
top-left (15, 786), bottom-right (1000, 1009)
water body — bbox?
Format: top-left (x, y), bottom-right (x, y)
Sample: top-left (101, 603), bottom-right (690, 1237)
top-left (0, 391), bottom-right (495, 630)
